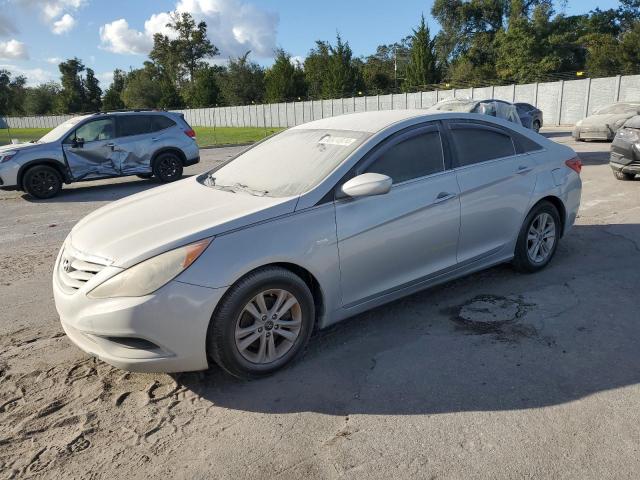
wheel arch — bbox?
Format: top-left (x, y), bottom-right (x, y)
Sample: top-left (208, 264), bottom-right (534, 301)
top-left (18, 159), bottom-right (70, 188)
top-left (151, 147), bottom-right (187, 168)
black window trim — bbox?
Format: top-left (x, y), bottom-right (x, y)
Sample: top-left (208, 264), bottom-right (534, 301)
top-left (150, 114), bottom-right (177, 133)
top-left (64, 116), bottom-right (115, 145)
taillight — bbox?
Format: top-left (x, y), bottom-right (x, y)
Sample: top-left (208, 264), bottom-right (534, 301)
top-left (565, 157), bottom-right (582, 174)
top-left (185, 129), bottom-right (196, 138)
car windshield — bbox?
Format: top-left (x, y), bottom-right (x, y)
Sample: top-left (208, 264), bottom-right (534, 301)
top-left (202, 128), bottom-right (370, 197)
top-left (594, 104), bottom-right (640, 115)
top-left (38, 116), bottom-right (86, 143)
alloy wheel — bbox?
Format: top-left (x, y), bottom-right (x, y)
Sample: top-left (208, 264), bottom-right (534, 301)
top-left (234, 289), bottom-right (302, 364)
top-left (526, 212), bottom-right (556, 264)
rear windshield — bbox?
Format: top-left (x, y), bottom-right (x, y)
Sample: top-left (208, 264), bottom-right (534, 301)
top-left (201, 129), bottom-right (370, 197)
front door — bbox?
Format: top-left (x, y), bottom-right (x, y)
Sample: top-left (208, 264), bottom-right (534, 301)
top-left (63, 117), bottom-right (118, 180)
top-left (335, 124), bottom-right (461, 307)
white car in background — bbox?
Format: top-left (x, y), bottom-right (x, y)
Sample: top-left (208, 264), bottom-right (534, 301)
top-left (53, 110), bottom-right (582, 378)
top-left (573, 102), bottom-right (640, 141)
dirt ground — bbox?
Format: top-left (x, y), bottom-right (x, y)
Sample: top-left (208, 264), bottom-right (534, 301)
top-left (1, 130), bottom-right (639, 479)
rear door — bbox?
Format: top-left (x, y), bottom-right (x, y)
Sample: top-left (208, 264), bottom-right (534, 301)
top-left (445, 120), bottom-right (538, 264)
top-left (334, 123), bottom-right (461, 307)
top-left (112, 115), bottom-right (155, 174)
top-left (63, 117), bottom-right (118, 180)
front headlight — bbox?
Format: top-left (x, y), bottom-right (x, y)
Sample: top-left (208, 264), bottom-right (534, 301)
top-left (616, 128), bottom-right (640, 143)
top-left (88, 238), bottom-right (211, 298)
top-left (0, 151), bottom-right (18, 164)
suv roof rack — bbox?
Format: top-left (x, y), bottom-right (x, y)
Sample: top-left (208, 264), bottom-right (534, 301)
top-left (96, 108), bottom-right (169, 114)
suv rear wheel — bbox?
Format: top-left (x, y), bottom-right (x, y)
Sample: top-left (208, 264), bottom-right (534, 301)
top-left (153, 152), bottom-right (183, 183)
top-left (23, 165), bottom-right (63, 199)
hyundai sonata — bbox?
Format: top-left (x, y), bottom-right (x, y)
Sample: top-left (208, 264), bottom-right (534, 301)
top-left (53, 110), bottom-right (582, 378)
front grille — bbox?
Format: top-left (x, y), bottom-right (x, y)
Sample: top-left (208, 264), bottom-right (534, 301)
top-left (58, 251), bottom-right (107, 292)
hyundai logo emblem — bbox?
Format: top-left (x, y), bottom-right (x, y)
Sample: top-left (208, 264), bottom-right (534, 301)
top-left (62, 258), bottom-right (72, 273)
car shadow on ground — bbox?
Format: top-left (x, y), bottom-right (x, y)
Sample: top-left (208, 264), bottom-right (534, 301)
top-left (21, 175), bottom-right (195, 204)
top-left (541, 130), bottom-right (572, 139)
top-left (175, 223), bottom-right (640, 416)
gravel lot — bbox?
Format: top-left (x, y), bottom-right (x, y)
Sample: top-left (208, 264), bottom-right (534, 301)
top-left (1, 129), bottom-right (639, 479)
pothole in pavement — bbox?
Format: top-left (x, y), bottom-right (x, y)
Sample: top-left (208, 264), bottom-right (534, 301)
top-left (449, 294), bottom-right (537, 340)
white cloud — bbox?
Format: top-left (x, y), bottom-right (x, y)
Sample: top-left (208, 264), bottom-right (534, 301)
top-left (99, 0), bottom-right (278, 59)
top-left (46, 56), bottom-right (61, 64)
top-left (0, 13), bottom-right (18, 37)
top-left (52, 13), bottom-right (76, 34)
top-left (290, 55), bottom-right (304, 67)
top-left (99, 18), bottom-right (153, 55)
top-left (0, 39), bottom-right (29, 60)
top-left (0, 64), bottom-right (56, 86)
top-left (13, 0), bottom-right (84, 33)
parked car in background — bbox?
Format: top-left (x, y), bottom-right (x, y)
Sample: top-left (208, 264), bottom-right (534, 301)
top-left (427, 98), bottom-right (522, 126)
top-left (610, 115), bottom-right (640, 180)
top-left (53, 110), bottom-right (582, 378)
top-left (515, 102), bottom-right (543, 132)
top-left (0, 111), bottom-right (199, 199)
top-left (573, 102), bottom-right (640, 141)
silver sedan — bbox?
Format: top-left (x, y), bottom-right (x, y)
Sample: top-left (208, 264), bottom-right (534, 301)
top-left (53, 110), bottom-right (582, 378)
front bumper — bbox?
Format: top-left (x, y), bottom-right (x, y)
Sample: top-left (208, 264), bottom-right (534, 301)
top-left (610, 139), bottom-right (640, 174)
top-left (53, 259), bottom-right (227, 373)
top-left (0, 160), bottom-right (20, 188)
top-left (572, 126), bottom-right (614, 141)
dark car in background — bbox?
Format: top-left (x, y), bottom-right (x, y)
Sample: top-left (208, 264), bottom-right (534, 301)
top-left (610, 115), bottom-right (640, 180)
top-left (515, 103), bottom-right (544, 132)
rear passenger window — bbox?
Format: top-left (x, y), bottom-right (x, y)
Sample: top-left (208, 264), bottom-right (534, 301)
top-left (513, 132), bottom-right (543, 153)
top-left (365, 131), bottom-right (444, 184)
top-left (151, 115), bottom-right (176, 131)
top-left (117, 115), bottom-right (152, 137)
top-left (450, 126), bottom-right (515, 166)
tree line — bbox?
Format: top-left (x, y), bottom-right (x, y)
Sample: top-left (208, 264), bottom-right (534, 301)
top-left (1, 0), bottom-right (639, 117)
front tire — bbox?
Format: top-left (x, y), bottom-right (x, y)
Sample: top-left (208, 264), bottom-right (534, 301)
top-left (153, 153), bottom-right (183, 183)
top-left (208, 267), bottom-right (315, 379)
top-left (613, 170), bottom-right (635, 181)
top-left (513, 201), bottom-right (561, 273)
top-left (23, 165), bottom-right (62, 199)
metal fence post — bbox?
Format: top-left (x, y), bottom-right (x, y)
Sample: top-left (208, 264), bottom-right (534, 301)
top-left (470, 86), bottom-right (474, 100)
top-left (614, 74), bottom-right (622, 102)
top-left (583, 77), bottom-right (592, 118)
top-left (377, 94), bottom-right (380, 111)
top-left (511, 84), bottom-right (516, 102)
top-left (533, 82), bottom-right (539, 107)
top-left (557, 80), bottom-right (565, 126)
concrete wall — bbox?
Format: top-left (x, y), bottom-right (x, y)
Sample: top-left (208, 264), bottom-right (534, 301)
top-left (3, 74), bottom-right (640, 130)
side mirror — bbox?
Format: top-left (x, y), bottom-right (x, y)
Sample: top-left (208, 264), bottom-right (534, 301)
top-left (340, 173), bottom-right (392, 199)
top-left (72, 138), bottom-right (84, 148)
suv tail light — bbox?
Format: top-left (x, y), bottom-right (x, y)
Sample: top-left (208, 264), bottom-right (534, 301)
top-left (185, 129), bottom-right (196, 139)
top-left (565, 157), bottom-right (582, 174)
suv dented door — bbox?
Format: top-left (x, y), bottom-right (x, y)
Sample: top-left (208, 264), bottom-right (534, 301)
top-left (111, 115), bottom-right (156, 175)
top-left (63, 117), bottom-right (120, 180)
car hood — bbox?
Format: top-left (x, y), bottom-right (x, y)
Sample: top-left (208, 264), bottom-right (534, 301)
top-left (0, 141), bottom-right (47, 154)
top-left (580, 113), bottom-right (634, 128)
top-left (68, 176), bottom-right (298, 267)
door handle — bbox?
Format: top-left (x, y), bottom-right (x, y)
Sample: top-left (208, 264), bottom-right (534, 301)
top-left (517, 165), bottom-right (532, 174)
top-left (434, 191), bottom-right (457, 203)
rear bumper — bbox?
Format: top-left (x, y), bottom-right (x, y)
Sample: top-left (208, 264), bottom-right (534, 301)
top-left (184, 155), bottom-right (200, 167)
top-left (572, 126), bottom-right (614, 141)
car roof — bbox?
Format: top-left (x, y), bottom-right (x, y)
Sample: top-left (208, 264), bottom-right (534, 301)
top-left (292, 109), bottom-right (443, 133)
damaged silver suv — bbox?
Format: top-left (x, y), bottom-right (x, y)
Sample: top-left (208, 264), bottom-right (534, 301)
top-left (0, 111), bottom-right (200, 199)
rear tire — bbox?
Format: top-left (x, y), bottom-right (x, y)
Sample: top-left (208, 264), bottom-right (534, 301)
top-left (23, 165), bottom-right (62, 199)
top-left (613, 170), bottom-right (635, 181)
top-left (533, 120), bottom-right (541, 133)
top-left (208, 267), bottom-right (315, 379)
top-left (153, 153), bottom-right (183, 183)
top-left (513, 201), bottom-right (561, 273)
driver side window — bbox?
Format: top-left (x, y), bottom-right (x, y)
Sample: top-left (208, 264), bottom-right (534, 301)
top-left (72, 118), bottom-right (114, 143)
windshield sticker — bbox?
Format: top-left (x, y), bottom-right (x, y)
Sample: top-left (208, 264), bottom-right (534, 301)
top-left (318, 135), bottom-right (357, 146)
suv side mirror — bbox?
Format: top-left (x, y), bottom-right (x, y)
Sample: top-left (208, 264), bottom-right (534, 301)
top-left (72, 138), bottom-right (84, 148)
top-left (340, 173), bottom-right (392, 199)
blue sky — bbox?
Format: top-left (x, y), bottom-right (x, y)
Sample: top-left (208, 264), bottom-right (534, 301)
top-left (0, 0), bottom-right (622, 87)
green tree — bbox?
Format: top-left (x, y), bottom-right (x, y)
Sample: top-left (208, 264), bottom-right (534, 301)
top-left (361, 38), bottom-right (410, 94)
top-left (121, 66), bottom-right (163, 109)
top-left (322, 34), bottom-right (362, 98)
top-left (265, 49), bottom-right (306, 102)
top-left (0, 70), bottom-right (27, 115)
top-left (303, 41), bottom-right (331, 99)
top-left (219, 52), bottom-right (265, 105)
top-left (619, 21), bottom-right (640, 74)
top-left (182, 65), bottom-right (222, 107)
top-left (84, 68), bottom-right (102, 112)
top-left (102, 68), bottom-right (126, 111)
top-left (404, 15), bottom-right (439, 90)
top-left (58, 58), bottom-right (86, 113)
top-left (24, 82), bottom-right (61, 114)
